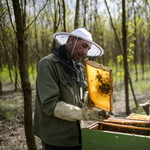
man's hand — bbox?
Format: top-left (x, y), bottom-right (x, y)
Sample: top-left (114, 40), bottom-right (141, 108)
top-left (82, 108), bottom-right (110, 121)
top-left (54, 101), bottom-right (110, 121)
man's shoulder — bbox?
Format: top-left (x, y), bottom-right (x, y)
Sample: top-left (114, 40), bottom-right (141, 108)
top-left (39, 53), bottom-right (59, 64)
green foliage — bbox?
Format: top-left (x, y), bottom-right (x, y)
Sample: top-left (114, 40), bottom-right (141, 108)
top-left (0, 0), bottom-right (150, 100)
top-left (108, 62), bottom-right (150, 94)
top-left (1, 66), bottom-right (13, 83)
top-left (117, 55), bottom-right (123, 63)
top-left (116, 71), bottom-right (124, 77)
top-left (127, 43), bottom-right (134, 62)
top-left (28, 64), bottom-right (37, 84)
top-left (1, 65), bottom-right (37, 84)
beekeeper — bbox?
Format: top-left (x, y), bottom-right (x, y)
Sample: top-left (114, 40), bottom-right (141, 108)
top-left (33, 28), bottom-right (109, 150)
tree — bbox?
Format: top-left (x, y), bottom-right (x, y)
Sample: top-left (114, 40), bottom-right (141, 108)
top-left (133, 1), bottom-right (138, 81)
top-left (122, 0), bottom-right (130, 115)
top-left (82, 0), bottom-right (87, 28)
top-left (74, 0), bottom-right (80, 29)
top-left (62, 0), bottom-right (66, 32)
top-left (11, 0), bottom-right (37, 149)
top-left (33, 0), bottom-right (40, 62)
top-left (51, 0), bottom-right (61, 49)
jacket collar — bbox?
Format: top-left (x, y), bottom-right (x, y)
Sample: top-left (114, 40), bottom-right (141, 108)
top-left (52, 45), bottom-right (86, 86)
top-left (53, 45), bottom-right (80, 73)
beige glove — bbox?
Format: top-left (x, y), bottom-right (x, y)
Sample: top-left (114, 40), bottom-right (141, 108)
top-left (54, 101), bottom-right (109, 122)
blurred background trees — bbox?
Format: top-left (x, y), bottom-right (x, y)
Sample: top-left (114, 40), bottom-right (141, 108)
top-left (1, 0), bottom-right (150, 119)
top-left (0, 0), bottom-right (150, 149)
top-left (1, 0), bottom-right (150, 78)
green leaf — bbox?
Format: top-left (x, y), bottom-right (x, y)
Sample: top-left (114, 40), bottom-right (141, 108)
top-left (129, 43), bottom-right (135, 48)
top-left (117, 55), bottom-right (123, 63)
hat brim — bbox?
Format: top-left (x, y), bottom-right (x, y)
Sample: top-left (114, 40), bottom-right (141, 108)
top-left (53, 32), bottom-right (104, 57)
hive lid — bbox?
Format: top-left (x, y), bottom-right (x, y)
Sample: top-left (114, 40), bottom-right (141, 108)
top-left (139, 101), bottom-right (150, 115)
top-left (127, 113), bottom-right (150, 121)
top-left (85, 58), bottom-right (113, 113)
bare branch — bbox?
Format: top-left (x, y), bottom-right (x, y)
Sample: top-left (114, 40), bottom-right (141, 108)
top-left (55, 0), bottom-right (61, 31)
top-left (104, 0), bottom-right (123, 55)
top-left (22, 39), bottom-right (41, 59)
top-left (0, 9), bottom-right (7, 18)
top-left (24, 0), bottom-right (48, 31)
top-left (136, 1), bottom-right (150, 21)
top-left (0, 25), bottom-right (17, 50)
top-left (5, 0), bottom-right (17, 33)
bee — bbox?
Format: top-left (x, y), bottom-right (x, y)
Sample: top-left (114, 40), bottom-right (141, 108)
top-left (96, 71), bottom-right (113, 94)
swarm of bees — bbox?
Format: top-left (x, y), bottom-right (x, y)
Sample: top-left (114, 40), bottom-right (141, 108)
top-left (96, 70), bottom-right (113, 94)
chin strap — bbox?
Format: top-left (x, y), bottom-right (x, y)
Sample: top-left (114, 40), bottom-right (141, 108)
top-left (71, 37), bottom-right (78, 57)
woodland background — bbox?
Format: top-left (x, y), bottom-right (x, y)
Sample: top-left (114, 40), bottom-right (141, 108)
top-left (0, 0), bottom-right (150, 149)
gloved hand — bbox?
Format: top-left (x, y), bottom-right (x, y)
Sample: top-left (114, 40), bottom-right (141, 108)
top-left (82, 108), bottom-right (109, 121)
top-left (54, 101), bottom-right (110, 122)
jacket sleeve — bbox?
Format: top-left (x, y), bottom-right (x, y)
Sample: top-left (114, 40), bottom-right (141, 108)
top-left (36, 59), bottom-right (60, 116)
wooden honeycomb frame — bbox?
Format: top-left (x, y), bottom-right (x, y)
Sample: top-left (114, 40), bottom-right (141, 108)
top-left (85, 58), bottom-right (113, 112)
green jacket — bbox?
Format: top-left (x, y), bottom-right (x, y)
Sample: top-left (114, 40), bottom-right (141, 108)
top-left (33, 45), bottom-right (86, 147)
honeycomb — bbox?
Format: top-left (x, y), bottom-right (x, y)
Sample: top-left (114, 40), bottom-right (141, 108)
top-left (85, 58), bottom-right (113, 112)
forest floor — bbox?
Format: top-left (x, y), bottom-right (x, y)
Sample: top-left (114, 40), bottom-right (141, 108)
top-left (0, 82), bottom-right (150, 150)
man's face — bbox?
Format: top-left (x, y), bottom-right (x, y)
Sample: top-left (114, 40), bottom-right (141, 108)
top-left (70, 37), bottom-right (92, 61)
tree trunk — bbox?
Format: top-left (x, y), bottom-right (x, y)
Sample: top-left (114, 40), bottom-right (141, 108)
top-left (53, 0), bottom-right (61, 33)
top-left (74, 0), bottom-right (80, 29)
top-left (140, 28), bottom-right (145, 80)
top-left (122, 0), bottom-right (130, 115)
top-left (133, 4), bottom-right (138, 81)
top-left (93, 0), bottom-right (98, 42)
top-left (62, 0), bottom-right (66, 32)
top-left (104, 0), bottom-right (136, 112)
top-left (83, 0), bottom-right (87, 28)
top-left (41, 15), bottom-right (45, 57)
top-left (52, 0), bottom-right (61, 49)
top-left (89, 0), bottom-right (93, 33)
top-left (12, 42), bottom-right (18, 91)
top-left (149, 27), bottom-right (150, 74)
top-left (128, 74), bottom-right (138, 108)
top-left (0, 13), bottom-right (2, 95)
top-left (0, 77), bottom-right (2, 95)
top-left (12, 0), bottom-right (37, 149)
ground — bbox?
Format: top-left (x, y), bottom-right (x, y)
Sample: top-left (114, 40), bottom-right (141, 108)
top-left (0, 82), bottom-right (150, 150)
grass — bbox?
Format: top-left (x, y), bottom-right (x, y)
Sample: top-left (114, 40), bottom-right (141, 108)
top-left (1, 63), bottom-right (150, 117)
top-left (0, 98), bottom-right (24, 122)
top-left (0, 65), bottom-right (37, 124)
top-left (110, 63), bottom-right (150, 91)
top-left (136, 107), bottom-right (144, 114)
top-left (133, 80), bottom-right (150, 93)
top-left (1, 64), bottom-right (37, 85)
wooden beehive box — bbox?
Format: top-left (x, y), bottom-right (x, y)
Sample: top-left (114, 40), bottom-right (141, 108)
top-left (82, 59), bottom-right (150, 150)
top-left (81, 116), bottom-right (150, 150)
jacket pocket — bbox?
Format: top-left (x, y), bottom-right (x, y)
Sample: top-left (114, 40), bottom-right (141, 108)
top-left (59, 79), bottom-right (74, 105)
